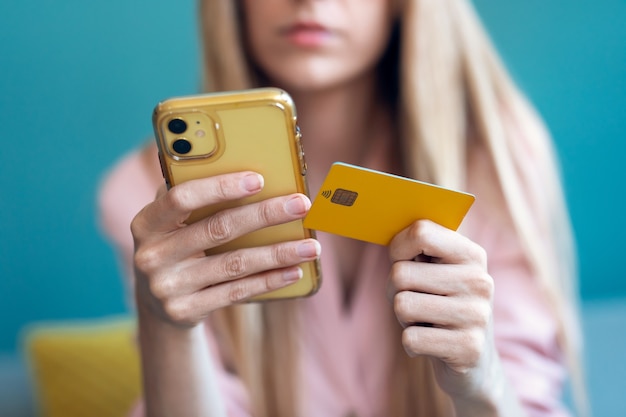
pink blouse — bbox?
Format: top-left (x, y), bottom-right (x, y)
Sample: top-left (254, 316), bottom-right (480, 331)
top-left (98, 144), bottom-right (571, 417)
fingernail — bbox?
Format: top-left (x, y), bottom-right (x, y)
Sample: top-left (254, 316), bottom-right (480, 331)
top-left (283, 267), bottom-right (303, 282)
top-left (297, 240), bottom-right (320, 258)
top-left (285, 195), bottom-right (310, 216)
top-left (242, 173), bottom-right (263, 192)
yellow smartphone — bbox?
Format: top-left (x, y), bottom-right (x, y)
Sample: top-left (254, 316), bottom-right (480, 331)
top-left (152, 88), bottom-right (321, 301)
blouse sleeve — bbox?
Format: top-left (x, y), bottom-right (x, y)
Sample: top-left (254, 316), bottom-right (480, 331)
top-left (461, 146), bottom-right (572, 417)
top-left (97, 146), bottom-right (254, 417)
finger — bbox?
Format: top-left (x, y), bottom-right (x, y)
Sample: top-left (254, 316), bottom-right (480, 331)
top-left (133, 172), bottom-right (265, 237)
top-left (163, 267), bottom-right (305, 324)
top-left (401, 326), bottom-right (484, 372)
top-left (199, 266), bottom-right (304, 307)
top-left (153, 239), bottom-right (321, 297)
top-left (389, 220), bottom-right (486, 266)
top-left (389, 261), bottom-right (492, 297)
top-left (153, 193), bottom-right (311, 262)
top-left (393, 290), bottom-right (491, 330)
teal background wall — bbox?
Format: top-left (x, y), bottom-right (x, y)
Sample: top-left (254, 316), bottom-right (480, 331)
top-left (0, 0), bottom-right (625, 405)
top-left (474, 0), bottom-right (626, 298)
top-left (0, 0), bottom-right (200, 353)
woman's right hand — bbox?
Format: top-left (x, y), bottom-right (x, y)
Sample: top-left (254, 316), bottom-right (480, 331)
top-left (130, 171), bottom-right (321, 328)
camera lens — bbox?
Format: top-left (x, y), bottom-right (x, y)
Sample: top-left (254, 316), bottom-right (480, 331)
top-left (168, 118), bottom-right (187, 134)
top-left (172, 139), bottom-right (192, 154)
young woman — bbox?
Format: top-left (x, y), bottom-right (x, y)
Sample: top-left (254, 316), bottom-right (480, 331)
top-left (99, 0), bottom-right (584, 416)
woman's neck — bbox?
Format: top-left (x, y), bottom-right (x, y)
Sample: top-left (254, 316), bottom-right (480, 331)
top-left (288, 73), bottom-right (398, 308)
top-left (286, 73), bottom-right (393, 193)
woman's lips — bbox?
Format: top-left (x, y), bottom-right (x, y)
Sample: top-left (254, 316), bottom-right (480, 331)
top-left (283, 22), bottom-right (333, 47)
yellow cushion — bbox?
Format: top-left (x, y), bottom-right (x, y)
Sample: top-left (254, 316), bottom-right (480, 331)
top-left (22, 316), bottom-right (141, 417)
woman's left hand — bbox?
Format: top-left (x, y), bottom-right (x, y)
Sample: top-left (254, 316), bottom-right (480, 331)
top-left (388, 220), bottom-right (519, 414)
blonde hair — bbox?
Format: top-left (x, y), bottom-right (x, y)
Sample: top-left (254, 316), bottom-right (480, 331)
top-left (199, 0), bottom-right (586, 415)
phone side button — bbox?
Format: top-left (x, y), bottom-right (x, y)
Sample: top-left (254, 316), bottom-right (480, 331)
top-left (296, 136), bottom-right (307, 175)
top-left (298, 141), bottom-right (307, 175)
top-left (295, 129), bottom-right (307, 175)
top-left (157, 153), bottom-right (166, 178)
top-left (157, 152), bottom-right (171, 187)
top-left (300, 157), bottom-right (308, 176)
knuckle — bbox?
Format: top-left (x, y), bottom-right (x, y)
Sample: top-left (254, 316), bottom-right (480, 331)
top-left (167, 185), bottom-right (193, 212)
top-left (222, 252), bottom-right (247, 279)
top-left (389, 262), bottom-right (409, 287)
top-left (149, 275), bottom-right (175, 300)
top-left (407, 220), bottom-right (429, 242)
top-left (393, 291), bottom-right (412, 319)
top-left (471, 270), bottom-right (494, 299)
top-left (214, 176), bottom-right (233, 201)
top-left (263, 274), bottom-right (277, 292)
top-left (257, 200), bottom-right (278, 225)
top-left (205, 212), bottom-right (233, 245)
top-left (228, 280), bottom-right (252, 303)
top-left (389, 261), bottom-right (402, 280)
top-left (133, 245), bottom-right (162, 275)
top-left (462, 330), bottom-right (484, 366)
top-left (162, 299), bottom-right (190, 323)
top-left (461, 302), bottom-right (489, 329)
top-left (474, 303), bottom-right (492, 327)
top-left (468, 243), bottom-right (487, 266)
top-left (271, 244), bottom-right (292, 266)
top-left (130, 212), bottom-right (147, 240)
top-left (401, 328), bottom-right (419, 356)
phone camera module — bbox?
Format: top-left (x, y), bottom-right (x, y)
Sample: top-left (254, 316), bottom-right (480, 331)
top-left (172, 139), bottom-right (192, 154)
top-left (168, 118), bottom-right (187, 134)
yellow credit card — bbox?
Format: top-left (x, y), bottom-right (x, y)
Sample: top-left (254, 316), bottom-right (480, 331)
top-left (303, 162), bottom-right (475, 245)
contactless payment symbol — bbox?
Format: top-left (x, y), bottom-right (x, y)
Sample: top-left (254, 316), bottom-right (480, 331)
top-left (330, 188), bottom-right (358, 207)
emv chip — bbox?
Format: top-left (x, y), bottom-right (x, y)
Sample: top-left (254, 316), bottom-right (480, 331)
top-left (331, 188), bottom-right (358, 206)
